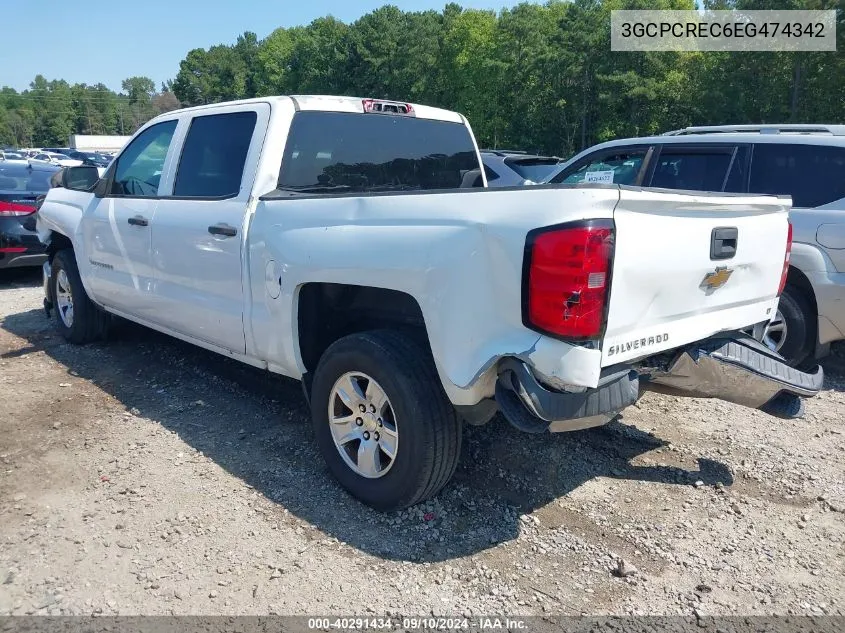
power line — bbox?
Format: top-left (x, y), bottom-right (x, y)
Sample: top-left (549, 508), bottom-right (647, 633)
top-left (2, 94), bottom-right (161, 102)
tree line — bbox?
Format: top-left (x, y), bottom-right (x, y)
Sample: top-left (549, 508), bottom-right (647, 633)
top-left (0, 76), bottom-right (180, 148)
top-left (2, 0), bottom-right (843, 156)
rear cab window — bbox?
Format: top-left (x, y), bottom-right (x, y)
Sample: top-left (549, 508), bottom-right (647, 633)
top-left (749, 143), bottom-right (845, 208)
top-left (276, 111), bottom-right (483, 194)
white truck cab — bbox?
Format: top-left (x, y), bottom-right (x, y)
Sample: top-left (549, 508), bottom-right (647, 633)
top-left (36, 96), bottom-right (822, 510)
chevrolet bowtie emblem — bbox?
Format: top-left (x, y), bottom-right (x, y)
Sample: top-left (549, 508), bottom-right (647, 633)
top-left (701, 267), bottom-right (734, 291)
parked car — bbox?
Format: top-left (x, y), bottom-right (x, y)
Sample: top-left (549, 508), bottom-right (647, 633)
top-left (480, 149), bottom-right (561, 186)
top-left (543, 124), bottom-right (845, 368)
top-left (30, 152), bottom-right (83, 167)
top-left (0, 161), bottom-right (60, 269)
top-left (36, 96), bottom-right (821, 510)
top-left (0, 150), bottom-right (28, 162)
top-left (62, 150), bottom-right (112, 168)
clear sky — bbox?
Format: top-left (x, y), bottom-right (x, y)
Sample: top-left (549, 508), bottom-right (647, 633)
top-left (4, 0), bottom-right (529, 93)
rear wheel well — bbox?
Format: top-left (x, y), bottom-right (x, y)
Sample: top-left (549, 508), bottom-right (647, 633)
top-left (784, 265), bottom-right (819, 354)
top-left (297, 283), bottom-right (428, 374)
top-left (785, 266), bottom-right (817, 321)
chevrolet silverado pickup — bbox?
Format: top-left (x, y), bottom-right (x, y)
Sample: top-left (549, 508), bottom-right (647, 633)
top-left (36, 95), bottom-right (823, 510)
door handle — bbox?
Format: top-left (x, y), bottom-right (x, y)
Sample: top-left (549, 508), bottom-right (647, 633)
top-left (208, 223), bottom-right (238, 237)
top-left (127, 215), bottom-right (149, 227)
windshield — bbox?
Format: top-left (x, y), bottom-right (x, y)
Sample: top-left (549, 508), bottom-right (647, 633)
top-left (504, 157), bottom-right (560, 182)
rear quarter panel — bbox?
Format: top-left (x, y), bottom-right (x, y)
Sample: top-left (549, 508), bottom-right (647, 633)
top-left (245, 186), bottom-right (620, 404)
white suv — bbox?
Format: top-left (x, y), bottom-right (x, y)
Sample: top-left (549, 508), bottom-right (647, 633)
top-left (544, 124), bottom-right (845, 367)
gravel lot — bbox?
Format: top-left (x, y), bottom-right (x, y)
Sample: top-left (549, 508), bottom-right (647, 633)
top-left (1, 267), bottom-right (844, 617)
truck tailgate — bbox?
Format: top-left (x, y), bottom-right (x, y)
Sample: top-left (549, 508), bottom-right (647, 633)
top-left (602, 188), bottom-right (790, 366)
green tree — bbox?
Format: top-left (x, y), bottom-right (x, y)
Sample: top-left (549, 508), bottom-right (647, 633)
top-left (2, 1), bottom-right (844, 152)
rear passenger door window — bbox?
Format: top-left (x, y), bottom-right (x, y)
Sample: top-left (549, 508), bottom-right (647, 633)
top-left (173, 111), bottom-right (258, 198)
top-left (649, 145), bottom-right (740, 193)
top-left (749, 144), bottom-right (845, 208)
top-left (550, 148), bottom-right (650, 185)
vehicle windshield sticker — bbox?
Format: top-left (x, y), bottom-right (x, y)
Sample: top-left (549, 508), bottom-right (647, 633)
top-left (584, 170), bottom-right (614, 184)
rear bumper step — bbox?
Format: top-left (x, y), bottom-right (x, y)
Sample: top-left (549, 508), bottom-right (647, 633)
top-left (495, 335), bottom-right (823, 433)
top-left (641, 335), bottom-right (823, 410)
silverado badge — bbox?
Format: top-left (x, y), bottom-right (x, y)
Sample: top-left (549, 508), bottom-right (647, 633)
top-left (700, 266), bottom-right (733, 292)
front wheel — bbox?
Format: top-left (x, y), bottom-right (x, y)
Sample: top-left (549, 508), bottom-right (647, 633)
top-left (310, 330), bottom-right (461, 511)
top-left (51, 249), bottom-right (108, 344)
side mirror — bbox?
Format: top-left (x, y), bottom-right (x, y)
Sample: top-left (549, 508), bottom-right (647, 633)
top-left (61, 165), bottom-right (100, 191)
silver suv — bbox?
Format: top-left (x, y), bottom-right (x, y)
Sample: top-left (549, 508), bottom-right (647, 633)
top-left (543, 124), bottom-right (845, 367)
top-left (480, 150), bottom-right (562, 186)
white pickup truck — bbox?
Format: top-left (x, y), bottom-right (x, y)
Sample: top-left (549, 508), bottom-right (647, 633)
top-left (36, 95), bottom-right (823, 510)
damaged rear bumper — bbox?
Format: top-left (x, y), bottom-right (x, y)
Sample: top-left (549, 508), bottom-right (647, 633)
top-left (495, 334), bottom-right (823, 433)
top-left (495, 360), bottom-right (640, 433)
top-left (641, 335), bottom-right (823, 408)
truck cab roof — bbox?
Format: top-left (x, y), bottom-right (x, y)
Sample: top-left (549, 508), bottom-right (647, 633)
top-left (149, 95), bottom-right (465, 125)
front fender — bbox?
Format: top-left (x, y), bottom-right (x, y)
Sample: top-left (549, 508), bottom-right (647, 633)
top-left (36, 188), bottom-right (94, 248)
top-left (36, 188), bottom-right (99, 302)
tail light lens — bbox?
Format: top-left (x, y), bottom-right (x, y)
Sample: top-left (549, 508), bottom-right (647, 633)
top-left (778, 222), bottom-right (793, 296)
top-left (0, 201), bottom-right (37, 217)
top-left (523, 220), bottom-right (614, 340)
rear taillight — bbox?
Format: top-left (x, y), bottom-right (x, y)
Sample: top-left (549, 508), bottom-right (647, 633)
top-left (0, 201), bottom-right (36, 217)
top-left (523, 220), bottom-right (614, 340)
top-left (778, 222), bottom-right (793, 296)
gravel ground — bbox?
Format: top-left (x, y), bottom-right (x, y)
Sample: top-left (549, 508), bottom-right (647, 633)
top-left (1, 267), bottom-right (843, 617)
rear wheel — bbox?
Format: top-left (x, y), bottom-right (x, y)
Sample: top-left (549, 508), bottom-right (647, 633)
top-left (310, 330), bottom-right (461, 511)
top-left (764, 286), bottom-right (814, 367)
top-left (51, 249), bottom-right (108, 344)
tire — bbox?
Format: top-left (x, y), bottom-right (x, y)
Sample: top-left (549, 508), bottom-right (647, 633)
top-left (310, 330), bottom-right (461, 511)
top-left (769, 286), bottom-right (814, 368)
top-left (51, 249), bottom-right (108, 344)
